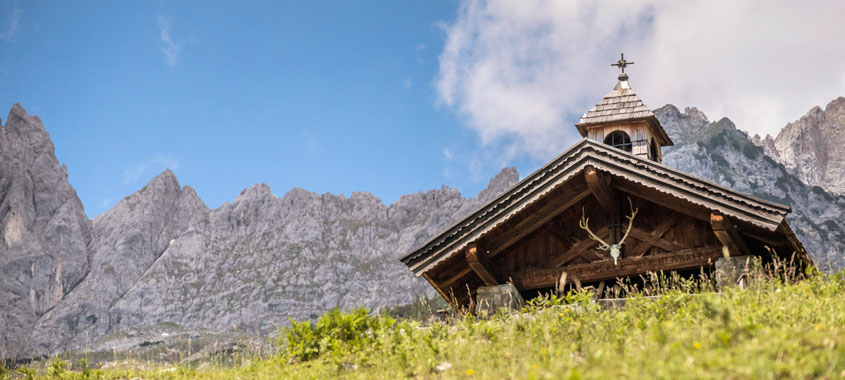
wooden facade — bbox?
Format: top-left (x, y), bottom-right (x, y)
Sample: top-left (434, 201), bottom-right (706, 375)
top-left (401, 72), bottom-right (810, 310)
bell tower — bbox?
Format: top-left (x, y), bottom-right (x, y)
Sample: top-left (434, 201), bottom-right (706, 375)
top-left (575, 54), bottom-right (673, 162)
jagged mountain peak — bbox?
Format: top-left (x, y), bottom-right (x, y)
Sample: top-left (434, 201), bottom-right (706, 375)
top-left (0, 104), bottom-right (92, 358)
top-left (477, 167), bottom-right (519, 203)
top-left (760, 95), bottom-right (845, 194)
top-left (654, 104), bottom-right (712, 146)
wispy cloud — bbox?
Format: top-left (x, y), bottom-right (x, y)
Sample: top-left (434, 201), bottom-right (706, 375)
top-left (157, 15), bottom-right (181, 66)
top-left (436, 0), bottom-right (845, 161)
top-left (0, 8), bottom-right (22, 42)
top-left (122, 155), bottom-right (179, 184)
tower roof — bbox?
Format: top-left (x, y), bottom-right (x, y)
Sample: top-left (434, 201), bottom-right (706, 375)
top-left (575, 73), bottom-right (673, 146)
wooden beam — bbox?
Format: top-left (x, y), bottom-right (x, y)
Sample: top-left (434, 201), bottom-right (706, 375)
top-left (465, 244), bottom-right (500, 286)
top-left (585, 166), bottom-right (619, 215)
top-left (612, 181), bottom-right (711, 222)
top-left (486, 188), bottom-right (591, 257)
top-left (710, 213), bottom-right (750, 256)
top-left (628, 227), bottom-right (684, 252)
top-left (739, 230), bottom-right (787, 247)
top-left (440, 267), bottom-right (472, 288)
top-left (511, 247), bottom-right (723, 289)
top-left (551, 226), bottom-right (609, 266)
top-left (628, 218), bottom-right (677, 257)
top-left (422, 272), bottom-right (459, 311)
top-left (543, 224), bottom-right (576, 248)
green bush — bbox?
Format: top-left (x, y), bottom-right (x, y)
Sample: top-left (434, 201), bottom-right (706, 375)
top-left (279, 307), bottom-right (397, 362)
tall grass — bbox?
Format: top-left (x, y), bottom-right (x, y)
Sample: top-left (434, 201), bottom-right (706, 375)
top-left (8, 255), bottom-right (844, 379)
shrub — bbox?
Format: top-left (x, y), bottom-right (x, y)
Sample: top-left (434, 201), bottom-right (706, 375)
top-left (278, 307), bottom-right (396, 362)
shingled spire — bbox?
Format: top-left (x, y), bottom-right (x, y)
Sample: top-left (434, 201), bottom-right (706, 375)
top-left (576, 54), bottom-right (672, 162)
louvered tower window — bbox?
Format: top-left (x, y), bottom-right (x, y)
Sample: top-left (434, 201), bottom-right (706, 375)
top-left (604, 130), bottom-right (632, 152)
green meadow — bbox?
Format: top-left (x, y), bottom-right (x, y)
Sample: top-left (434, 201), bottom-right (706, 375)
top-left (5, 261), bottom-right (845, 379)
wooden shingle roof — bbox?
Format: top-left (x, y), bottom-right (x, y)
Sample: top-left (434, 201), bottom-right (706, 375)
top-left (400, 138), bottom-right (805, 275)
top-left (577, 80), bottom-right (653, 125)
top-left (575, 75), bottom-right (673, 146)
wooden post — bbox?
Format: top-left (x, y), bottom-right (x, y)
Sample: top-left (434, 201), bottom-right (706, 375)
top-left (422, 272), bottom-right (459, 311)
top-left (710, 213), bottom-right (750, 257)
top-left (465, 244), bottom-right (501, 286)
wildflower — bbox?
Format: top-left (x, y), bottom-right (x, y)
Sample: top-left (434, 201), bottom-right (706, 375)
top-left (693, 342), bottom-right (702, 349)
top-left (466, 368), bottom-right (475, 376)
top-left (434, 362), bottom-right (452, 373)
top-left (551, 328), bottom-right (557, 332)
top-left (816, 323), bottom-right (824, 331)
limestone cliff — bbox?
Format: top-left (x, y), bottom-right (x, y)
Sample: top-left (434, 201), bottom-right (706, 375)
top-left (2, 100), bottom-right (845, 358)
top-left (752, 97), bottom-right (845, 195)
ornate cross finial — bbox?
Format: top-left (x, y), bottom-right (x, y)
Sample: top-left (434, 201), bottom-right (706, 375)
top-left (611, 53), bottom-right (633, 73)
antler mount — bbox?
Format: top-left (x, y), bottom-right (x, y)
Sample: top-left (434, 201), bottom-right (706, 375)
top-left (579, 197), bottom-right (639, 265)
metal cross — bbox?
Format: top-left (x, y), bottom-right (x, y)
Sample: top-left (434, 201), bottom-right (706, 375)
top-left (611, 53), bottom-right (634, 73)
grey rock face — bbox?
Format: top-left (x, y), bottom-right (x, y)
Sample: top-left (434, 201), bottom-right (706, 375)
top-left (752, 97), bottom-right (845, 195)
top-left (657, 105), bottom-right (845, 271)
top-left (30, 170), bottom-right (208, 353)
top-left (21, 128), bottom-right (519, 354)
top-left (0, 104), bottom-right (92, 357)
top-left (3, 99), bottom-right (844, 358)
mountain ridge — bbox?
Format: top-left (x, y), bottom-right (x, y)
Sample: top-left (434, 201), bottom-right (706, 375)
top-left (752, 96), bottom-right (845, 195)
top-left (2, 100), bottom-right (844, 358)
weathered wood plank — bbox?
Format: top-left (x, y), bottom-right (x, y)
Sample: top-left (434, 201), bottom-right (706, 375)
top-left (511, 247), bottom-right (723, 289)
top-left (585, 166), bottom-right (619, 216)
top-left (629, 227), bottom-right (684, 252)
top-left (486, 188), bottom-right (591, 258)
top-left (423, 272), bottom-right (459, 310)
top-left (612, 181), bottom-right (711, 222)
top-left (465, 245), bottom-right (500, 286)
top-left (551, 226), bottom-right (610, 266)
top-left (711, 213), bottom-right (750, 256)
top-left (440, 267), bottom-right (472, 288)
top-left (628, 218), bottom-right (677, 257)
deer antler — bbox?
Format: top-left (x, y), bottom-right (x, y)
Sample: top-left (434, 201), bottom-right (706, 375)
top-left (616, 197), bottom-right (639, 247)
top-left (578, 198), bottom-right (639, 266)
top-left (579, 207), bottom-right (610, 251)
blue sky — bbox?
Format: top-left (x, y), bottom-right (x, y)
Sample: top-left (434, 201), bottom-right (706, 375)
top-left (0, 1), bottom-right (547, 216)
top-left (2, 1), bottom-right (843, 217)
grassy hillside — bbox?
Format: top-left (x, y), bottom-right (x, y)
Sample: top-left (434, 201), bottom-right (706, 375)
top-left (5, 263), bottom-right (845, 379)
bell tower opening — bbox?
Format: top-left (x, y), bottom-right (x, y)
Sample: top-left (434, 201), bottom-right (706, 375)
top-left (604, 130), bottom-right (632, 152)
top-left (574, 53), bottom-right (673, 163)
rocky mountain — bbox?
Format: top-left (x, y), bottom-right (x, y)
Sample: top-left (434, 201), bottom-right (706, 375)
top-left (2, 100), bottom-right (845, 358)
top-left (0, 105), bottom-right (92, 359)
top-left (751, 97), bottom-right (845, 195)
top-left (658, 105), bottom-right (845, 270)
top-left (0, 103), bottom-right (520, 357)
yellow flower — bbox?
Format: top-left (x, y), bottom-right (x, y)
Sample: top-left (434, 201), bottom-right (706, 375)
top-left (466, 368), bottom-right (475, 376)
top-left (693, 342), bottom-right (702, 349)
top-left (551, 328), bottom-right (557, 332)
top-left (816, 323), bottom-right (824, 331)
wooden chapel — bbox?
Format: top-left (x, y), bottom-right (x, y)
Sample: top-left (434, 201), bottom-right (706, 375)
top-left (400, 55), bottom-right (810, 310)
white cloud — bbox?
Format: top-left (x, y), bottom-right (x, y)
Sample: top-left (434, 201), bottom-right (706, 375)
top-left (403, 78), bottom-right (413, 89)
top-left (442, 148), bottom-right (453, 160)
top-left (0, 8), bottom-right (22, 42)
top-left (157, 15), bottom-right (182, 66)
top-left (122, 155), bottom-right (179, 184)
top-left (436, 0), bottom-right (845, 160)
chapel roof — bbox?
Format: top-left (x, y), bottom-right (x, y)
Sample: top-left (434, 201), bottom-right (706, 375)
top-left (400, 138), bottom-right (805, 275)
top-left (575, 73), bottom-right (674, 146)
